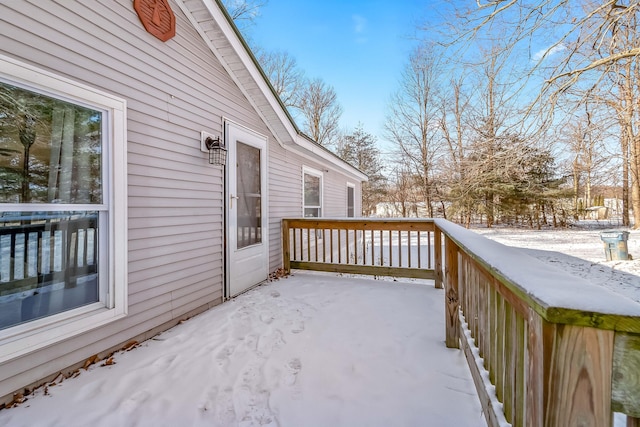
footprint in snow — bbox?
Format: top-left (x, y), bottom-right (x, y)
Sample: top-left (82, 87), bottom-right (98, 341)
top-left (234, 386), bottom-right (277, 427)
top-left (213, 386), bottom-right (237, 425)
top-left (119, 389), bottom-right (151, 413)
top-left (257, 329), bottom-right (285, 357)
top-left (259, 312), bottom-right (275, 324)
top-left (282, 358), bottom-right (302, 386)
top-left (76, 378), bottom-right (106, 400)
top-left (151, 353), bottom-right (178, 370)
top-left (290, 320), bottom-right (305, 334)
top-left (215, 344), bottom-right (236, 371)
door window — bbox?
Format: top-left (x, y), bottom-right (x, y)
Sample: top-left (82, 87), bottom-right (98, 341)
top-left (236, 142), bottom-right (261, 249)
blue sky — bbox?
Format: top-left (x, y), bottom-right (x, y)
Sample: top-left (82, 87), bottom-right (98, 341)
top-left (247, 1), bottom-right (436, 148)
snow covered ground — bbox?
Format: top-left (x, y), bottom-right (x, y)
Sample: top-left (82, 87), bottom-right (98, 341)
top-left (1, 221), bottom-right (638, 426)
top-left (0, 273), bottom-right (485, 427)
top-left (475, 223), bottom-right (640, 304)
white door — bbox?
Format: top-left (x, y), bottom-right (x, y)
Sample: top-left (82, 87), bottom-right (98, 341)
top-left (226, 122), bottom-right (268, 297)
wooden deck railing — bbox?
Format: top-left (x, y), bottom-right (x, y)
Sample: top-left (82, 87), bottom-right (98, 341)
top-left (282, 218), bottom-right (640, 427)
top-left (281, 218), bottom-right (441, 285)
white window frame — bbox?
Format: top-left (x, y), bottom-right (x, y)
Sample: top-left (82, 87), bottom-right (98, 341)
top-left (0, 54), bottom-right (128, 364)
top-left (302, 166), bottom-right (323, 218)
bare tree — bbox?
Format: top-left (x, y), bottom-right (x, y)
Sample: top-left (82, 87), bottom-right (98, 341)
top-left (220, 0), bottom-right (267, 30)
top-left (384, 45), bottom-right (443, 217)
top-left (256, 49), bottom-right (304, 108)
top-left (298, 78), bottom-right (343, 146)
top-left (463, 46), bottom-right (526, 227)
top-left (386, 167), bottom-right (422, 217)
top-left (559, 106), bottom-right (613, 217)
top-left (451, 1), bottom-right (640, 227)
top-left (456, 1), bottom-right (640, 95)
top-left (440, 77), bottom-right (474, 226)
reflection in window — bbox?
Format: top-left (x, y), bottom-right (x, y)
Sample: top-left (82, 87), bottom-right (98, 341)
top-left (303, 169), bottom-right (322, 217)
top-left (0, 212), bottom-right (99, 330)
top-left (0, 81), bottom-right (102, 204)
top-left (236, 142), bottom-right (261, 249)
top-left (0, 81), bottom-right (104, 330)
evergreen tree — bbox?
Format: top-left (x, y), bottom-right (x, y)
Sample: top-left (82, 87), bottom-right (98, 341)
top-left (336, 124), bottom-right (386, 216)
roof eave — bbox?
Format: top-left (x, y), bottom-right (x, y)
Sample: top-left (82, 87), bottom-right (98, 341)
top-left (176, 0), bottom-right (366, 181)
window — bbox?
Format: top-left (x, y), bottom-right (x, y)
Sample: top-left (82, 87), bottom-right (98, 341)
top-left (347, 184), bottom-right (355, 217)
top-left (236, 141), bottom-right (262, 248)
top-left (0, 55), bottom-right (127, 363)
top-left (303, 167), bottom-right (322, 217)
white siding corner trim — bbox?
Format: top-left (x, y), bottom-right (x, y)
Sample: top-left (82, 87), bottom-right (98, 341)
top-left (0, 54), bottom-right (128, 364)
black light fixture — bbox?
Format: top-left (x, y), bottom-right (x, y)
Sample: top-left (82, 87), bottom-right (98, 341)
top-left (205, 135), bottom-right (226, 166)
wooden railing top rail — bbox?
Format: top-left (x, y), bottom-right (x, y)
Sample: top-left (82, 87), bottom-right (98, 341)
top-left (283, 217), bottom-right (436, 232)
top-left (282, 217), bottom-right (439, 282)
top-left (434, 219), bottom-right (640, 333)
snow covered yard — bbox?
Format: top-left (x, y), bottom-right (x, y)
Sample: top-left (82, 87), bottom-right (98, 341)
top-left (475, 224), bottom-right (640, 304)
top-left (0, 273), bottom-right (484, 427)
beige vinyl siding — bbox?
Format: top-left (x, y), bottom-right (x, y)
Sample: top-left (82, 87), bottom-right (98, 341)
top-left (0, 0), bottom-right (236, 398)
top-left (0, 0), bottom-right (362, 400)
top-left (266, 144), bottom-right (363, 270)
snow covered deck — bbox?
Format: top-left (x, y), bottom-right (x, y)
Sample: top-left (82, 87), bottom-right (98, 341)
top-left (0, 272), bottom-right (485, 427)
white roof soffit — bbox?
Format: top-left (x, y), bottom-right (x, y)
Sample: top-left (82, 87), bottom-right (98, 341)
top-left (292, 134), bottom-right (368, 181)
top-left (175, 0), bottom-right (367, 182)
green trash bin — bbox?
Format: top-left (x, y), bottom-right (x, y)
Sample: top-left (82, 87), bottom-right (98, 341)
top-left (600, 231), bottom-right (630, 261)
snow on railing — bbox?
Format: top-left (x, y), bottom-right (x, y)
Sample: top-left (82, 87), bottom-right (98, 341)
top-left (435, 218), bottom-right (640, 427)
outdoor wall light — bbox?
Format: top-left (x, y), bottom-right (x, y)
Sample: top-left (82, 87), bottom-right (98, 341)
top-left (202, 133), bottom-right (227, 166)
top-left (200, 131), bottom-right (227, 166)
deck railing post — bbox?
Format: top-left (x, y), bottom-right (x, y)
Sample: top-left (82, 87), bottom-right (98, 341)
top-left (526, 309), bottom-right (614, 427)
top-left (434, 226), bottom-right (443, 289)
top-left (444, 236), bottom-right (460, 349)
top-left (282, 219), bottom-right (291, 275)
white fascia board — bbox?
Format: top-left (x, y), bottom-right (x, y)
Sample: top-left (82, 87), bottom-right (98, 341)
top-left (289, 135), bottom-right (368, 182)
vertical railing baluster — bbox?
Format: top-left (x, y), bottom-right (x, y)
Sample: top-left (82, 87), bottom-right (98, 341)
top-left (346, 227), bottom-right (350, 264)
top-left (314, 227), bottom-right (318, 262)
top-left (388, 230), bottom-right (392, 267)
top-left (417, 231), bottom-right (422, 269)
top-left (362, 229), bottom-right (367, 265)
top-left (407, 230), bottom-right (411, 268)
top-left (353, 228), bottom-right (358, 264)
top-left (428, 230), bottom-right (432, 269)
top-left (398, 230), bottom-right (402, 268)
top-left (322, 229), bottom-right (327, 263)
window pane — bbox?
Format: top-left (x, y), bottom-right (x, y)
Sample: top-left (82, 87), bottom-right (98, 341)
top-left (347, 186), bottom-right (355, 217)
top-left (0, 211), bottom-right (99, 330)
top-left (237, 142), bottom-right (261, 249)
top-left (0, 81), bottom-right (102, 204)
top-left (304, 173), bottom-right (320, 206)
top-left (304, 207), bottom-right (320, 218)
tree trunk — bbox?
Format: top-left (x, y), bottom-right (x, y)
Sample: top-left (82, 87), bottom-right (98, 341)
top-left (631, 130), bottom-right (640, 229)
top-left (622, 132), bottom-right (630, 226)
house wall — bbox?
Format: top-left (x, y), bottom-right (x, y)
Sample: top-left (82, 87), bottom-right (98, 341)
top-left (267, 148), bottom-right (362, 270)
top-left (0, 0), bottom-right (361, 401)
